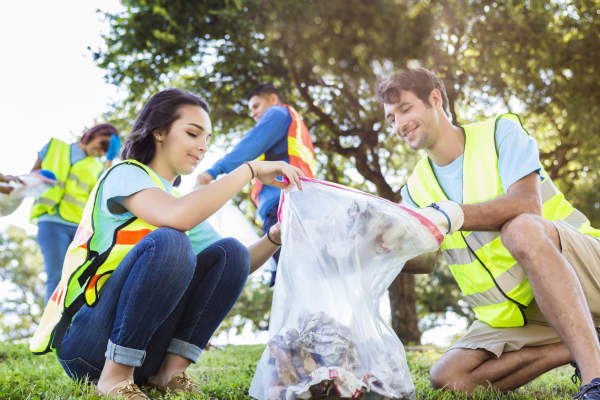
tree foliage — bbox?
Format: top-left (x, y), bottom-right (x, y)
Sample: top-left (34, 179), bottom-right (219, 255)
top-left (0, 226), bottom-right (45, 341)
top-left (94, 0), bottom-right (600, 342)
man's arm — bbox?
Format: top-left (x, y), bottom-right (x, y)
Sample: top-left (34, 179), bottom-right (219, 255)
top-left (401, 251), bottom-right (439, 274)
top-left (461, 172), bottom-right (542, 231)
top-left (204, 107), bottom-right (291, 179)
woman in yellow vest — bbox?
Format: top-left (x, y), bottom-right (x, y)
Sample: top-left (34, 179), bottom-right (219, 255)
top-left (31, 124), bottom-right (120, 302)
top-left (35, 89), bottom-right (303, 399)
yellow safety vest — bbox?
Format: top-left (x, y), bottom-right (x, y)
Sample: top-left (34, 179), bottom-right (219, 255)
top-left (31, 159), bottom-right (177, 354)
top-left (406, 113), bottom-right (600, 328)
top-left (31, 138), bottom-right (104, 224)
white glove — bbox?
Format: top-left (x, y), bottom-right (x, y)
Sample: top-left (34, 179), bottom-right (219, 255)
top-left (416, 200), bottom-right (464, 235)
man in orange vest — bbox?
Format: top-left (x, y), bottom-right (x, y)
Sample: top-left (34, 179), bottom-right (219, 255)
top-left (196, 84), bottom-right (316, 285)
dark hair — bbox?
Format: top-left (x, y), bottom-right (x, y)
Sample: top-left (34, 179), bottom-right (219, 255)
top-left (376, 68), bottom-right (450, 117)
top-left (247, 83), bottom-right (282, 102)
top-left (80, 123), bottom-right (119, 144)
top-left (121, 89), bottom-right (210, 164)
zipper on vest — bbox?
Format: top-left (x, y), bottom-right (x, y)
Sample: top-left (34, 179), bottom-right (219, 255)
top-left (460, 232), bottom-right (528, 326)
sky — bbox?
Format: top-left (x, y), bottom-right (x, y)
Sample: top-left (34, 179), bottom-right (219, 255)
top-left (0, 1), bottom-right (465, 347)
top-left (0, 1), bottom-right (126, 230)
top-left (0, 1), bottom-right (222, 230)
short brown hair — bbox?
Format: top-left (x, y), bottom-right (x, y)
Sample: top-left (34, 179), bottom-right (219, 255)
top-left (376, 68), bottom-right (450, 117)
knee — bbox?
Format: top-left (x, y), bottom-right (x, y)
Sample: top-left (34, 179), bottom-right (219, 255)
top-left (430, 362), bottom-right (455, 390)
top-left (216, 237), bottom-right (250, 283)
top-left (148, 227), bottom-right (196, 274)
top-left (500, 213), bottom-right (548, 261)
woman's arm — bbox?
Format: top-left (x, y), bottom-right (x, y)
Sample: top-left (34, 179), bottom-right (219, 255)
top-left (123, 161), bottom-right (303, 232)
top-left (31, 157), bottom-right (42, 172)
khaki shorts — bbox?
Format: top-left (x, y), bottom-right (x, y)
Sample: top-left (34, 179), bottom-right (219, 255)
top-left (451, 220), bottom-right (600, 358)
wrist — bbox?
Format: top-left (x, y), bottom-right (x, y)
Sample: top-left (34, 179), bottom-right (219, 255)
top-left (426, 200), bottom-right (464, 235)
top-left (243, 161), bottom-right (255, 179)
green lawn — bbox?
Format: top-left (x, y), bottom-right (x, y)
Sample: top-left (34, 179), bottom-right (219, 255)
top-left (0, 342), bottom-right (578, 399)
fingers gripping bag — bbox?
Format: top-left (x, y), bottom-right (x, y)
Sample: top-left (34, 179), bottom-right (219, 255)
top-left (250, 177), bottom-right (454, 400)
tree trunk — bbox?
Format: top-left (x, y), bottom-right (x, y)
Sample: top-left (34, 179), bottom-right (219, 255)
top-left (388, 274), bottom-right (421, 344)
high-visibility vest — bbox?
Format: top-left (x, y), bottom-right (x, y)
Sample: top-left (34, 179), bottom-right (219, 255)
top-left (406, 113), bottom-right (600, 328)
top-left (250, 105), bottom-right (316, 207)
top-left (30, 159), bottom-right (176, 354)
top-left (30, 138), bottom-right (104, 224)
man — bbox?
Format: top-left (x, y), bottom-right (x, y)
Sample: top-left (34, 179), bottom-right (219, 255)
top-left (197, 84), bottom-right (316, 285)
top-left (377, 67), bottom-right (600, 398)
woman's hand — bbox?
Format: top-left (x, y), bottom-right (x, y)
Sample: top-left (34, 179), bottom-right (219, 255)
top-left (250, 161), bottom-right (304, 190)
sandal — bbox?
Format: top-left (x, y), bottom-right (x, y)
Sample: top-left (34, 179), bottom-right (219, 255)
top-left (95, 378), bottom-right (149, 399)
top-left (147, 371), bottom-right (201, 394)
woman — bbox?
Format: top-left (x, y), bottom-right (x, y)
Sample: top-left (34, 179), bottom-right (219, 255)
top-left (31, 123), bottom-right (120, 302)
top-left (31, 88), bottom-right (303, 399)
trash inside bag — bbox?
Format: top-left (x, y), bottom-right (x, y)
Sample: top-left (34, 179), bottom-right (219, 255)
top-left (249, 178), bottom-right (444, 400)
top-left (0, 170), bottom-right (57, 216)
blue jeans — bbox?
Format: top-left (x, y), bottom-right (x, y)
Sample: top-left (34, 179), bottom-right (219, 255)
top-left (262, 204), bottom-right (281, 286)
top-left (57, 228), bottom-right (250, 385)
top-left (37, 221), bottom-right (77, 303)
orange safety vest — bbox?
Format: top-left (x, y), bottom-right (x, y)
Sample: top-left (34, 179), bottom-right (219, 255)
top-left (30, 160), bottom-right (182, 354)
top-left (250, 105), bottom-right (316, 207)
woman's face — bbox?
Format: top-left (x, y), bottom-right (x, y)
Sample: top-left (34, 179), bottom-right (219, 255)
top-left (156, 104), bottom-right (212, 176)
top-left (83, 134), bottom-right (111, 157)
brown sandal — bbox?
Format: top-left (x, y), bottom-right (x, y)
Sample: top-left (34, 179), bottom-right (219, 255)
top-left (147, 371), bottom-right (201, 394)
top-left (95, 378), bottom-right (149, 399)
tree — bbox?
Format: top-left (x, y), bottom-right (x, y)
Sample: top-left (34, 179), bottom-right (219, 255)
top-left (94, 0), bottom-right (600, 343)
top-left (96, 0), bottom-right (434, 342)
top-left (0, 226), bottom-right (45, 341)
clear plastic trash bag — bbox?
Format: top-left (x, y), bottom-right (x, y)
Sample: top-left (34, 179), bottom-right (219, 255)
top-left (0, 170), bottom-right (57, 216)
top-left (249, 178), bottom-right (445, 400)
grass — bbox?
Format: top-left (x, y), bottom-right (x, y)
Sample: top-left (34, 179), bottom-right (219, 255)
top-left (0, 342), bottom-right (579, 399)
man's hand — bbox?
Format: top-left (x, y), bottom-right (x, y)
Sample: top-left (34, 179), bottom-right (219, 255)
top-left (195, 172), bottom-right (213, 188)
top-left (268, 222), bottom-right (282, 245)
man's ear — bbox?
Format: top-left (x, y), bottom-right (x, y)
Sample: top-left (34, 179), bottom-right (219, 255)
top-left (269, 93), bottom-right (280, 105)
top-left (429, 89), bottom-right (443, 110)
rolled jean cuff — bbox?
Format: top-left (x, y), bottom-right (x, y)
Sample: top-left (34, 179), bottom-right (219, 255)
top-left (105, 339), bottom-right (146, 367)
top-left (167, 338), bottom-right (202, 363)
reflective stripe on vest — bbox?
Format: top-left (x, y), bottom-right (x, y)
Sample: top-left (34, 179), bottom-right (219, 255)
top-left (30, 160), bottom-right (178, 354)
top-left (406, 112), bottom-right (600, 328)
top-left (250, 105), bottom-right (316, 207)
top-left (30, 138), bottom-right (103, 223)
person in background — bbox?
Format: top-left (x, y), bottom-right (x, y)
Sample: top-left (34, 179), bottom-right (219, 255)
top-left (31, 124), bottom-right (120, 302)
top-left (196, 83), bottom-right (316, 285)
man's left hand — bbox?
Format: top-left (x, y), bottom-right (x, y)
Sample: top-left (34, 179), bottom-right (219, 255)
top-left (268, 222), bottom-right (282, 245)
top-left (195, 172), bottom-right (213, 188)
